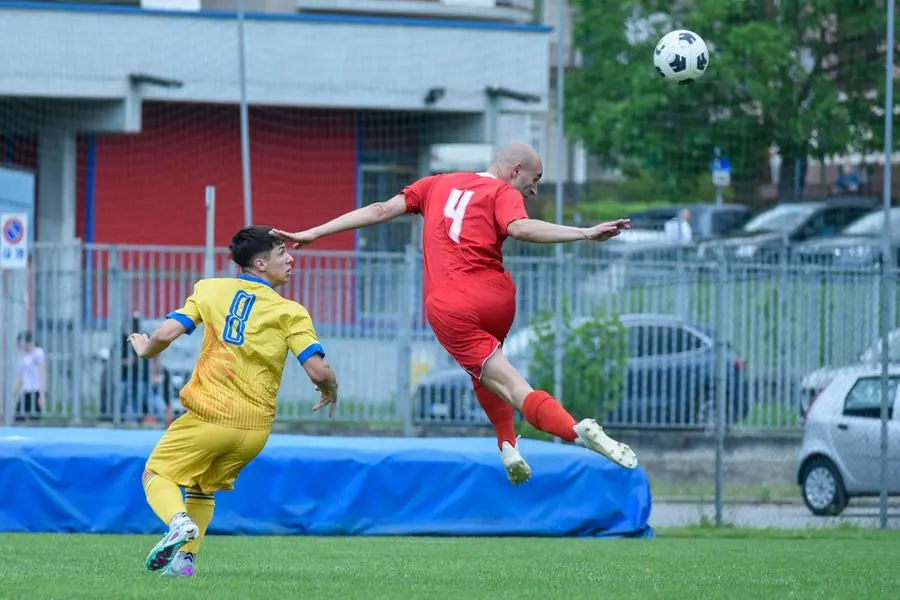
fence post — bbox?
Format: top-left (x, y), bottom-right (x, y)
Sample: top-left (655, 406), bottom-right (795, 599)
top-left (204, 186), bottom-right (216, 279)
top-left (71, 240), bottom-right (83, 424)
top-left (878, 0), bottom-right (895, 531)
top-left (108, 246), bottom-right (123, 426)
top-left (714, 245), bottom-right (728, 525)
top-left (2, 270), bottom-right (12, 426)
top-left (397, 244), bottom-right (416, 437)
top-left (675, 246), bottom-right (688, 318)
top-left (552, 247), bottom-right (565, 430)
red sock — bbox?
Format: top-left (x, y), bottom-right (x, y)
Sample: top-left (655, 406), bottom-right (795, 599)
top-left (521, 390), bottom-right (577, 442)
top-left (473, 380), bottom-right (517, 450)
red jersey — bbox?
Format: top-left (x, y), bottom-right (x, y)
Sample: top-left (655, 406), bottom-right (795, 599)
top-left (402, 172), bottom-right (528, 298)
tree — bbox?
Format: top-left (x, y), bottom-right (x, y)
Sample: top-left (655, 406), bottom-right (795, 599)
top-left (566, 0), bottom-right (895, 202)
top-left (519, 305), bottom-right (628, 441)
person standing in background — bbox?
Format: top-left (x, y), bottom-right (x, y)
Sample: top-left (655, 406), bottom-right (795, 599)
top-left (13, 331), bottom-right (45, 421)
top-left (121, 312), bottom-right (166, 424)
top-left (664, 208), bottom-right (693, 245)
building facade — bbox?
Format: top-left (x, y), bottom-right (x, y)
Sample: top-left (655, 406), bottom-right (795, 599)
top-left (0, 2), bottom-right (550, 251)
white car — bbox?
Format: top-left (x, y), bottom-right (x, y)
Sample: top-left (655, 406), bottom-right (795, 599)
top-left (796, 365), bottom-right (900, 516)
top-left (798, 328), bottom-right (900, 419)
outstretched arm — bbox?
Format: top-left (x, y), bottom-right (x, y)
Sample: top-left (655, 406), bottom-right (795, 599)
top-left (302, 354), bottom-right (339, 418)
top-left (272, 194), bottom-right (408, 248)
top-left (507, 218), bottom-right (631, 244)
top-left (128, 319), bottom-right (187, 360)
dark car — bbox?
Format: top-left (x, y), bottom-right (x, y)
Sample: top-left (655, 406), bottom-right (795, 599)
top-left (792, 207), bottom-right (900, 267)
top-left (628, 203), bottom-right (752, 241)
top-left (697, 197), bottom-right (880, 263)
top-left (414, 313), bottom-right (749, 428)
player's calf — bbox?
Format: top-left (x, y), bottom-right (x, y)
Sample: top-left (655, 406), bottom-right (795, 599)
top-left (480, 353), bottom-right (578, 442)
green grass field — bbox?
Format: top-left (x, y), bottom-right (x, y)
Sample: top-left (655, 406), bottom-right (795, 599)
top-left (3, 530), bottom-right (899, 600)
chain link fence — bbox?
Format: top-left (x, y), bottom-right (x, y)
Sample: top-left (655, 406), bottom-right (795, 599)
top-left (2, 240), bottom-right (900, 527)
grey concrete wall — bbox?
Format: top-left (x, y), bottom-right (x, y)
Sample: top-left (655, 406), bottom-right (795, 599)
top-left (0, 5), bottom-right (551, 113)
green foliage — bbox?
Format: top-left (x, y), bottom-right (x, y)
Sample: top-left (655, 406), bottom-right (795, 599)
top-left (519, 304), bottom-right (629, 440)
top-left (566, 0), bottom-right (895, 201)
top-left (563, 197), bottom-right (673, 222)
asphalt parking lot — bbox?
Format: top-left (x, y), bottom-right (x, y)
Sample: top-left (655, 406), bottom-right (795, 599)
top-left (651, 500), bottom-right (900, 529)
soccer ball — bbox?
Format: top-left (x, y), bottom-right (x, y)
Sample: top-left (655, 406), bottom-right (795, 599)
top-left (653, 29), bottom-right (709, 84)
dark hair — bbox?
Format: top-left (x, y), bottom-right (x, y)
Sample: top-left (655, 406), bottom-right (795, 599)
top-left (229, 226), bottom-right (283, 271)
top-left (17, 331), bottom-right (33, 344)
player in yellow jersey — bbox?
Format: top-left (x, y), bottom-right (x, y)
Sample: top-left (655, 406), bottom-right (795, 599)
top-left (128, 226), bottom-right (338, 577)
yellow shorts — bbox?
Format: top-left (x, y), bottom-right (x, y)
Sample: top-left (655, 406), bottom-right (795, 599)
top-left (145, 412), bottom-right (270, 495)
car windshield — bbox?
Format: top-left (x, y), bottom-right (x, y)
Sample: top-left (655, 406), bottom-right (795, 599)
top-left (742, 204), bottom-right (818, 234)
top-left (843, 209), bottom-right (900, 236)
top-left (503, 318), bottom-right (592, 359)
top-left (859, 329), bottom-right (900, 363)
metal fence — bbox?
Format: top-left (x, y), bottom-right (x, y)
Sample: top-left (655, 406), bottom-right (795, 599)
top-left (2, 241), bottom-right (897, 434)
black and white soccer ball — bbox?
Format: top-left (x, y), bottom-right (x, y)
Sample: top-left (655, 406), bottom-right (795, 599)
top-left (653, 29), bottom-right (710, 84)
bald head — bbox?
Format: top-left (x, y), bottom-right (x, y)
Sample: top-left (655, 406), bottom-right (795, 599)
top-left (492, 140), bottom-right (541, 171)
top-left (488, 141), bottom-right (543, 198)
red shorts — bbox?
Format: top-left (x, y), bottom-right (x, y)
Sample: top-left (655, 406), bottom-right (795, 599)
top-left (425, 271), bottom-right (517, 380)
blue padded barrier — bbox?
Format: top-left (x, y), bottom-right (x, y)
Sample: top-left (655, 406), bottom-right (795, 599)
top-left (0, 427), bottom-right (653, 538)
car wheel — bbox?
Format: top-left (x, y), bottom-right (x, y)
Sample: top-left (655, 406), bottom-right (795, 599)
top-left (801, 457), bottom-right (849, 516)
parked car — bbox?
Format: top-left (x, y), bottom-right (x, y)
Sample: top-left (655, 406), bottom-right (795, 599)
top-left (796, 365), bottom-right (900, 516)
top-left (697, 197), bottom-right (880, 262)
top-left (627, 203), bottom-right (752, 241)
top-left (793, 207), bottom-right (900, 267)
top-left (798, 328), bottom-right (900, 420)
top-left (414, 313), bottom-right (749, 427)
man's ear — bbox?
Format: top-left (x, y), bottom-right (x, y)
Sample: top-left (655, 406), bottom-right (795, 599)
top-left (254, 255), bottom-right (268, 272)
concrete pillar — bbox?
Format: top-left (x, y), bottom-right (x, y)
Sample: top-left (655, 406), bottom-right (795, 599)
top-left (37, 131), bottom-right (77, 244)
top-left (34, 130), bottom-right (81, 411)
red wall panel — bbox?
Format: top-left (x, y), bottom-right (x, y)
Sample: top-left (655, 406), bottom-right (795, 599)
top-left (83, 102), bottom-right (359, 322)
top-left (90, 102), bottom-right (357, 250)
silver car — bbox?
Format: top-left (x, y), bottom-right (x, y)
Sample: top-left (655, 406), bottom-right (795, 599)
top-left (798, 328), bottom-right (900, 420)
top-left (797, 365), bottom-right (900, 515)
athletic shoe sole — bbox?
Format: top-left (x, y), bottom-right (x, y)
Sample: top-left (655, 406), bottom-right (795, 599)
top-left (504, 457), bottom-right (532, 485)
top-left (145, 523), bottom-right (199, 571)
top-left (574, 419), bottom-right (639, 469)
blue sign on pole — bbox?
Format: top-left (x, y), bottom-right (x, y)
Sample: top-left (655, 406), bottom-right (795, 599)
top-left (0, 212), bottom-right (28, 269)
top-left (711, 157), bottom-right (731, 188)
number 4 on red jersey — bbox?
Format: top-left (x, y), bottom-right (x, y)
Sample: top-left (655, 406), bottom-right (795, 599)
top-left (443, 188), bottom-right (475, 244)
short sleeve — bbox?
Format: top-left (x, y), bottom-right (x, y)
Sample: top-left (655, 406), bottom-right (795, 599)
top-left (494, 188), bottom-right (529, 235)
top-left (401, 175), bottom-right (439, 215)
top-left (166, 284), bottom-right (203, 335)
top-left (33, 348), bottom-right (45, 365)
top-left (287, 305), bottom-right (325, 365)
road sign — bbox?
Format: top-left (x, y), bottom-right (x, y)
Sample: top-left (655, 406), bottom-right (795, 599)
top-left (1, 213), bottom-right (28, 269)
top-left (711, 157), bottom-right (731, 188)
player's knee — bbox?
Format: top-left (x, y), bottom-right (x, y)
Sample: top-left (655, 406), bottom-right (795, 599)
top-left (141, 469), bottom-right (157, 489)
top-left (480, 351), bottom-right (532, 410)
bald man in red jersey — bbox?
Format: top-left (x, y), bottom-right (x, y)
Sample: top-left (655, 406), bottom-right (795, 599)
top-left (273, 141), bottom-right (638, 485)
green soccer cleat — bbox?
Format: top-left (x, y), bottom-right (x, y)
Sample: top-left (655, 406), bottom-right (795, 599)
top-left (160, 551), bottom-right (196, 578)
top-left (145, 514), bottom-right (199, 572)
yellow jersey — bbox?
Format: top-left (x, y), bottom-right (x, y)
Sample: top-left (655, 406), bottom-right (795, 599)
top-left (166, 274), bottom-right (323, 430)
